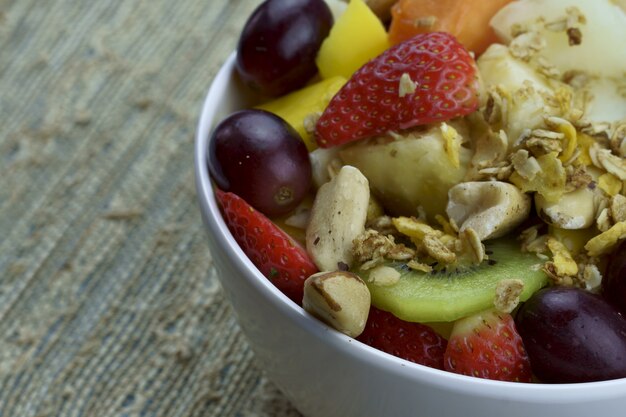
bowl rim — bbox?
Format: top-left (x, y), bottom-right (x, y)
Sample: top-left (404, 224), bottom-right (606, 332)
top-left (194, 51), bottom-right (626, 400)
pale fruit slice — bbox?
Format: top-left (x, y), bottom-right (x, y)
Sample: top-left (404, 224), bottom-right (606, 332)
top-left (490, 0), bottom-right (626, 78)
top-left (316, 0), bottom-right (389, 79)
top-left (354, 238), bottom-right (548, 322)
top-left (339, 122), bottom-right (472, 220)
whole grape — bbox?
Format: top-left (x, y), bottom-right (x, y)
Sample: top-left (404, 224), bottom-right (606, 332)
top-left (515, 286), bottom-right (626, 383)
top-left (603, 240), bottom-right (626, 313)
top-left (236, 0), bottom-right (333, 96)
top-left (208, 109), bottom-right (312, 216)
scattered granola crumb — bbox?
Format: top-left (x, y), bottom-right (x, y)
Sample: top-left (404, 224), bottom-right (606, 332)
top-left (352, 229), bottom-right (395, 263)
top-left (303, 112), bottom-right (321, 135)
top-left (494, 279), bottom-right (525, 313)
top-left (460, 227), bottom-right (485, 265)
top-left (582, 263), bottom-right (602, 293)
top-left (407, 260), bottom-right (432, 273)
top-left (422, 234), bottom-right (456, 264)
top-left (368, 265), bottom-right (401, 287)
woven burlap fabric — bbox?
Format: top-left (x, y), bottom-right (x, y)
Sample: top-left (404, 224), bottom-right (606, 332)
top-left (0, 0), bottom-right (302, 415)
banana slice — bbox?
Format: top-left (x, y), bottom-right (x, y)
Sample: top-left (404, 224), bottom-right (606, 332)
top-left (340, 122), bottom-right (472, 220)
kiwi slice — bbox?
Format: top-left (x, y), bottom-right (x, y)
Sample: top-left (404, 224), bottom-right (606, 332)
top-left (354, 238), bottom-right (548, 323)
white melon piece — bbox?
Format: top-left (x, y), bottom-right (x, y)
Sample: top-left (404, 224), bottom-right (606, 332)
top-left (490, 0), bottom-right (626, 78)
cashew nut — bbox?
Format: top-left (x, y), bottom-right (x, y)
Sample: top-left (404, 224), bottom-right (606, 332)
top-left (446, 181), bottom-right (531, 241)
top-left (302, 271), bottom-right (371, 338)
top-left (535, 186), bottom-right (600, 229)
top-left (306, 165), bottom-right (370, 271)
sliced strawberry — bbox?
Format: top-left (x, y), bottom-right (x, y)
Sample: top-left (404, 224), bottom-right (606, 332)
top-left (444, 309), bottom-right (532, 382)
top-left (357, 307), bottom-right (447, 369)
top-left (215, 189), bottom-right (318, 304)
top-left (315, 32), bottom-right (479, 148)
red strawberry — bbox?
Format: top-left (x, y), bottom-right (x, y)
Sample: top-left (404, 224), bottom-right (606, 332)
top-left (357, 307), bottom-right (447, 369)
top-left (315, 32), bottom-right (479, 148)
top-left (444, 309), bottom-right (532, 382)
top-left (215, 189), bottom-right (318, 304)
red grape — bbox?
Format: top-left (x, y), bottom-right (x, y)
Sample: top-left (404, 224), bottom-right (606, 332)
top-left (603, 240), bottom-right (626, 313)
top-left (208, 109), bottom-right (312, 216)
top-left (236, 0), bottom-right (333, 96)
top-left (515, 286), bottom-right (626, 383)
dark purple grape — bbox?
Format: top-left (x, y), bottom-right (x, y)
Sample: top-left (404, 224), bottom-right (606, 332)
top-left (236, 0), bottom-right (333, 96)
top-left (515, 286), bottom-right (626, 383)
top-left (603, 241), bottom-right (626, 313)
top-left (208, 109), bottom-right (312, 216)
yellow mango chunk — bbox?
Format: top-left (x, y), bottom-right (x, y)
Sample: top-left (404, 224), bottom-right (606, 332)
top-left (257, 76), bottom-right (346, 151)
top-left (316, 0), bottom-right (390, 79)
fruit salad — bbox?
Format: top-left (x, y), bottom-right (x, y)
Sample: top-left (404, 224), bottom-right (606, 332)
top-left (206, 0), bottom-right (626, 384)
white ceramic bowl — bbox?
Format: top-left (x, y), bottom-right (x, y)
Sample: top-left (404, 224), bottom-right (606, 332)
top-left (194, 53), bottom-right (626, 417)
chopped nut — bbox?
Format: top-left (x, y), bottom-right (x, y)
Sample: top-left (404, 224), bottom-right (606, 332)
top-left (306, 166), bottom-right (370, 271)
top-left (494, 279), bottom-right (525, 313)
top-left (399, 73), bottom-right (417, 98)
top-left (303, 271), bottom-right (371, 338)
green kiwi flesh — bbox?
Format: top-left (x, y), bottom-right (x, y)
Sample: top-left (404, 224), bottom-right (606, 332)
top-left (354, 238), bottom-right (548, 323)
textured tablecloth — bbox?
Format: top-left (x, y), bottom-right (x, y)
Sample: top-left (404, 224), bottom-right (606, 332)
top-left (0, 0), bottom-right (302, 415)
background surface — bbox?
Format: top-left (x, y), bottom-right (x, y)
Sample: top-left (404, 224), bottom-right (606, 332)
top-left (0, 0), bottom-right (302, 415)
